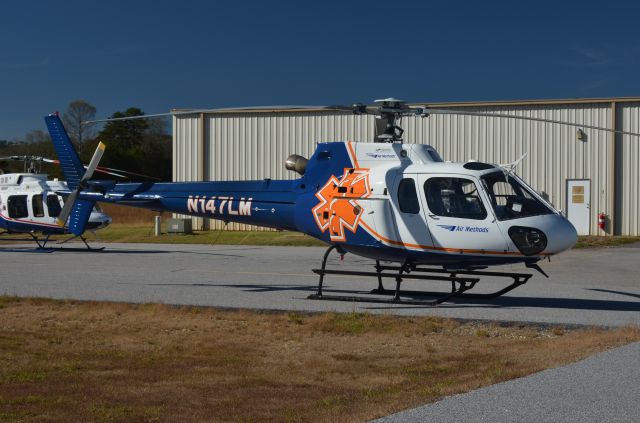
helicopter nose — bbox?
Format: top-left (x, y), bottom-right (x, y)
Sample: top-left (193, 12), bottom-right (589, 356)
top-left (93, 213), bottom-right (112, 229)
top-left (103, 215), bottom-right (112, 227)
top-left (543, 215), bottom-right (578, 254)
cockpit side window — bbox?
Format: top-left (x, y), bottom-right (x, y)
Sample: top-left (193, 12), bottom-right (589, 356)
top-left (32, 194), bottom-right (45, 217)
top-left (397, 178), bottom-right (420, 214)
top-left (46, 195), bottom-right (62, 218)
top-left (481, 171), bottom-right (553, 221)
top-left (424, 177), bottom-right (487, 220)
top-left (8, 195), bottom-right (28, 219)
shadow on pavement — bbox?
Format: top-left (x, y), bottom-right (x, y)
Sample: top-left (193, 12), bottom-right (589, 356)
top-left (588, 288), bottom-right (640, 300)
top-left (363, 294), bottom-right (640, 312)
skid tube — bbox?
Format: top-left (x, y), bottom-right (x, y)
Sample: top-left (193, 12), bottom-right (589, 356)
top-left (307, 245), bottom-right (532, 306)
top-left (55, 235), bottom-right (105, 252)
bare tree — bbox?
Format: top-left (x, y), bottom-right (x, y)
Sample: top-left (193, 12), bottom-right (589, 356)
top-left (62, 100), bottom-right (97, 144)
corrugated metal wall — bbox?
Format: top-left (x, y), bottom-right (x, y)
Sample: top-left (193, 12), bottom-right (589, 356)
top-left (173, 114), bottom-right (205, 229)
top-left (618, 102), bottom-right (640, 235)
top-left (174, 101), bottom-right (638, 235)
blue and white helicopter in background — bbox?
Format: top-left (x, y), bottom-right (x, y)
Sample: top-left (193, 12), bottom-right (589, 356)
top-left (43, 100), bottom-right (640, 304)
top-left (0, 155), bottom-right (112, 250)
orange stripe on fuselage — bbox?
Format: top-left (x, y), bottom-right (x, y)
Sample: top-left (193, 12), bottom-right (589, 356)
top-left (347, 141), bottom-right (360, 168)
top-left (358, 220), bottom-right (547, 257)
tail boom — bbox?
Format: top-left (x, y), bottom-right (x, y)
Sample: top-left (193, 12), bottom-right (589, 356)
top-left (87, 180), bottom-right (298, 231)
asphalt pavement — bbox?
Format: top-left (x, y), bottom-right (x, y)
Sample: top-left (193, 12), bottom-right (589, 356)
top-left (374, 341), bottom-right (640, 423)
top-left (1, 241), bottom-right (638, 327)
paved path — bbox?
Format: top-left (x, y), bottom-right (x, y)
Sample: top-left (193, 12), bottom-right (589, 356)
top-left (0, 242), bottom-right (639, 327)
top-left (374, 341), bottom-right (640, 423)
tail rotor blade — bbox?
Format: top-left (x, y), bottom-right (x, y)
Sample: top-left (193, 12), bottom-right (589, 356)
top-left (57, 190), bottom-right (78, 227)
top-left (82, 142), bottom-right (106, 182)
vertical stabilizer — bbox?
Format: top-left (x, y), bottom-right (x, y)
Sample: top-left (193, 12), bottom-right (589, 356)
top-left (44, 113), bottom-right (98, 236)
top-left (44, 114), bottom-right (85, 190)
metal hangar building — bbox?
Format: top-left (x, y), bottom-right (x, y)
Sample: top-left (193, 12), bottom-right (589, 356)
top-left (172, 97), bottom-right (640, 236)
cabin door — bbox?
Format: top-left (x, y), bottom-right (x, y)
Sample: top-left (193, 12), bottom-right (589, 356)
top-left (417, 174), bottom-right (507, 253)
top-left (388, 174), bottom-right (433, 247)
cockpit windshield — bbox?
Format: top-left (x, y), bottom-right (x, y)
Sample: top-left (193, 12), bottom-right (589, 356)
top-left (481, 171), bottom-right (554, 221)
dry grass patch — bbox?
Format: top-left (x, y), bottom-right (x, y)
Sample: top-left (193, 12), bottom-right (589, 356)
top-left (575, 235), bottom-right (640, 249)
top-left (0, 297), bottom-right (638, 422)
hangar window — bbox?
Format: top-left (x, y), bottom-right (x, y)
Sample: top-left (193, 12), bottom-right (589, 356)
top-left (397, 178), bottom-right (420, 214)
top-left (47, 195), bottom-right (62, 218)
top-left (424, 177), bottom-right (487, 220)
top-left (32, 194), bottom-right (45, 217)
top-left (8, 195), bottom-right (29, 219)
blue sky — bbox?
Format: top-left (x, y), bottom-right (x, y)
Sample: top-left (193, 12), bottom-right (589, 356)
top-left (1, 0), bottom-right (639, 139)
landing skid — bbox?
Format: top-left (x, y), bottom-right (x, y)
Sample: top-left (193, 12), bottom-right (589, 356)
top-left (20, 233), bottom-right (105, 252)
top-left (54, 235), bottom-right (105, 252)
top-left (307, 245), bottom-right (532, 306)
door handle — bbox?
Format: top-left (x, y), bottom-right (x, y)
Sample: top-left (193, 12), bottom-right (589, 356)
top-left (428, 213), bottom-right (440, 220)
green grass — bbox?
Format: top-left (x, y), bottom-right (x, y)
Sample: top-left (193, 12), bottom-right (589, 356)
top-left (92, 224), bottom-right (325, 246)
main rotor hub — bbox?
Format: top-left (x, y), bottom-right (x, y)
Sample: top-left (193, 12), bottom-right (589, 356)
top-left (351, 98), bottom-right (428, 143)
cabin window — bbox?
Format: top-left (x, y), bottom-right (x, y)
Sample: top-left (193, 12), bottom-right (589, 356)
top-left (32, 194), bottom-right (45, 217)
top-left (424, 177), bottom-right (487, 220)
top-left (47, 195), bottom-right (62, 218)
top-left (8, 195), bottom-right (29, 219)
top-left (397, 178), bottom-right (420, 214)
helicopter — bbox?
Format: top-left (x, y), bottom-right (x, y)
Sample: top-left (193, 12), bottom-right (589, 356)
top-left (0, 156), bottom-right (112, 249)
top-left (0, 155), bottom-right (153, 250)
top-left (42, 100), bottom-right (640, 304)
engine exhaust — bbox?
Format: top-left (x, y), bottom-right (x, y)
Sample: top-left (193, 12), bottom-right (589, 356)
top-left (285, 154), bottom-right (308, 175)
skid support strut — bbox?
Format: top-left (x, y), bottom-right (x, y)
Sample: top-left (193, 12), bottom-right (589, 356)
top-left (29, 233), bottom-right (51, 249)
top-left (307, 246), bottom-right (532, 306)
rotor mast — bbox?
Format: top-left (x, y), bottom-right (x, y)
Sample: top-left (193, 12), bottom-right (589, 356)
top-left (351, 98), bottom-right (428, 143)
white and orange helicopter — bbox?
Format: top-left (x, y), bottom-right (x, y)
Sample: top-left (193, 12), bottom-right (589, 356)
top-left (43, 100), bottom-right (640, 304)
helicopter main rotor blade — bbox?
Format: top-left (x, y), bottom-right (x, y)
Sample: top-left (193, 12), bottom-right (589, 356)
top-left (94, 165), bottom-right (161, 181)
top-left (80, 99), bottom-right (640, 138)
top-left (82, 105), bottom-right (353, 125)
top-left (424, 108), bottom-right (640, 137)
top-left (43, 158), bottom-right (155, 180)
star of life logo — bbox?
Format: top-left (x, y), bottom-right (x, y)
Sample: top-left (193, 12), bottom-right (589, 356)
top-left (312, 168), bottom-right (371, 242)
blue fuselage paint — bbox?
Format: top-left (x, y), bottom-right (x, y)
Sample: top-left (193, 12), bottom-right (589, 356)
top-left (88, 179), bottom-right (299, 231)
top-left (0, 215), bottom-right (66, 234)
